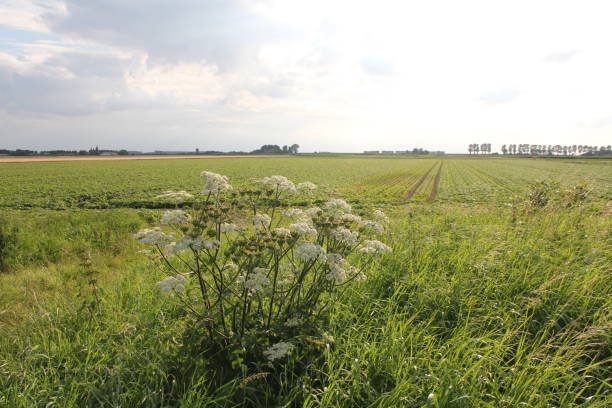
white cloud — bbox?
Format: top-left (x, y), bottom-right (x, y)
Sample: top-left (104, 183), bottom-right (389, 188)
top-left (543, 50), bottom-right (581, 63)
top-left (1, 0), bottom-right (612, 152)
top-left (478, 88), bottom-right (520, 105)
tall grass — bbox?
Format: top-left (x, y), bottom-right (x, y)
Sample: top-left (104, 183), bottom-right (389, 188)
top-left (1, 200), bottom-right (609, 406)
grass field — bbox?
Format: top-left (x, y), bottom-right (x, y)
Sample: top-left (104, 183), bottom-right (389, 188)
top-left (1, 155), bottom-right (610, 407)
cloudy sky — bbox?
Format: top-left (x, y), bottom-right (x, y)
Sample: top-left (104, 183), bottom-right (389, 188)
top-left (1, 0), bottom-right (611, 153)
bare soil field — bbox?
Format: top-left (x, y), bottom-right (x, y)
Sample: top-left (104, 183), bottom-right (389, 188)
top-left (0, 155), bottom-right (274, 163)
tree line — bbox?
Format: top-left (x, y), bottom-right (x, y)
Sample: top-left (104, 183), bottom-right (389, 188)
top-left (0, 144), bottom-right (301, 156)
top-left (468, 143), bottom-right (492, 154)
top-left (501, 144), bottom-right (611, 156)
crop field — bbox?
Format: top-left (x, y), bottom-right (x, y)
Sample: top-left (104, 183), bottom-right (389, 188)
top-left (0, 155), bottom-right (610, 407)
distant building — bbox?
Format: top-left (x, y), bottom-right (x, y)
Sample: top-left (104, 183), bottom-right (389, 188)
top-left (100, 151), bottom-right (119, 156)
top-left (363, 150), bottom-right (380, 154)
top-left (381, 150), bottom-right (395, 155)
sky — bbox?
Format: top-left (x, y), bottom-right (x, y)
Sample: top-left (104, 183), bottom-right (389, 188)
top-left (0, 0), bottom-right (611, 153)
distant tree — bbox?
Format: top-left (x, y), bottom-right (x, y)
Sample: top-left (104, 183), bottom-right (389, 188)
top-left (282, 145), bottom-right (288, 153)
top-left (118, 150), bottom-right (129, 155)
top-left (289, 144), bottom-right (300, 154)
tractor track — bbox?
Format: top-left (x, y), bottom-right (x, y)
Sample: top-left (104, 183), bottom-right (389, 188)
top-left (403, 162), bottom-right (439, 200)
top-left (427, 163), bottom-right (443, 202)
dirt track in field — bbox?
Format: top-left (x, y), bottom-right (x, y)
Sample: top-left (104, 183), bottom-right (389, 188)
top-left (427, 163), bottom-right (443, 202)
top-left (403, 162), bottom-right (438, 200)
top-left (0, 155), bottom-right (276, 163)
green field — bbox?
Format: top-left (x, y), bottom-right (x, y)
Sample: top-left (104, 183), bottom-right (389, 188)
top-left (1, 156), bottom-right (610, 407)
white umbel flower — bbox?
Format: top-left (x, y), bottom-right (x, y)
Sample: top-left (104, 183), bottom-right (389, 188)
top-left (161, 210), bottom-right (190, 225)
top-left (165, 236), bottom-right (220, 254)
top-left (243, 268), bottom-right (270, 292)
top-left (220, 222), bottom-right (240, 233)
top-left (359, 240), bottom-right (392, 254)
top-left (324, 199), bottom-right (352, 214)
top-left (201, 171), bottom-right (232, 194)
top-left (263, 342), bottom-right (295, 362)
top-left (283, 208), bottom-right (304, 218)
top-left (304, 207), bottom-right (322, 218)
top-left (296, 181), bottom-right (317, 191)
top-left (262, 175), bottom-right (296, 193)
top-left (284, 317), bottom-right (303, 328)
top-left (272, 227), bottom-right (292, 239)
top-left (360, 220), bottom-right (385, 234)
top-left (134, 228), bottom-right (174, 245)
top-left (372, 209), bottom-right (389, 223)
top-left (295, 242), bottom-right (326, 262)
top-left (330, 227), bottom-right (359, 246)
top-left (253, 213), bottom-right (271, 230)
top-left (342, 213), bottom-right (362, 223)
top-left (288, 222), bottom-right (317, 236)
top-left (324, 254), bottom-right (363, 284)
top-left (156, 275), bottom-right (186, 294)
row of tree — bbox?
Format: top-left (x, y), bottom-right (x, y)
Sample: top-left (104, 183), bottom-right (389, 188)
top-left (501, 144), bottom-right (612, 155)
top-left (250, 144), bottom-right (300, 155)
top-left (0, 147), bottom-right (128, 156)
top-left (468, 143), bottom-right (492, 154)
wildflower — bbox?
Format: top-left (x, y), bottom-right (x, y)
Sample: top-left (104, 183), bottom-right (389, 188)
top-left (243, 268), bottom-right (270, 292)
top-left (156, 275), bottom-right (186, 294)
top-left (324, 198), bottom-right (352, 214)
top-left (253, 213), bottom-right (271, 230)
top-left (283, 208), bottom-right (304, 218)
top-left (324, 254), bottom-right (364, 283)
top-left (304, 207), bottom-right (322, 218)
top-left (220, 222), bottom-right (240, 233)
top-left (284, 317), bottom-right (303, 328)
top-left (262, 175), bottom-right (296, 193)
top-left (263, 342), bottom-right (295, 362)
top-left (359, 240), bottom-right (392, 254)
top-left (201, 171), bottom-right (232, 194)
top-left (272, 227), bottom-right (292, 239)
top-left (295, 242), bottom-right (326, 262)
top-left (296, 181), bottom-right (317, 191)
top-left (288, 222), bottom-right (317, 236)
top-left (330, 227), bottom-right (359, 246)
top-left (134, 227), bottom-right (174, 246)
top-left (191, 238), bottom-right (221, 251)
top-left (161, 209), bottom-right (190, 225)
top-left (360, 220), bottom-right (385, 234)
top-left (342, 213), bottom-right (362, 223)
top-left (372, 209), bottom-right (389, 223)
top-left (155, 190), bottom-right (194, 201)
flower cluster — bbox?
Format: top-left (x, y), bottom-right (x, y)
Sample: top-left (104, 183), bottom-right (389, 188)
top-left (201, 171), bottom-right (232, 194)
top-left (135, 171), bottom-right (392, 368)
top-left (295, 242), bottom-right (326, 262)
top-left (263, 342), bottom-right (295, 362)
top-left (156, 275), bottom-right (187, 293)
top-left (296, 181), bottom-right (317, 191)
top-left (324, 198), bottom-right (352, 214)
top-left (243, 268), bottom-right (270, 292)
top-left (161, 210), bottom-right (190, 225)
top-left (262, 175), bottom-right (296, 193)
top-left (134, 227), bottom-right (174, 245)
top-left (359, 240), bottom-right (392, 254)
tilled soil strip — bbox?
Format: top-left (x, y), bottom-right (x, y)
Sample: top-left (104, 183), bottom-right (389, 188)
top-left (427, 163), bottom-right (443, 202)
top-left (403, 162), bottom-right (439, 200)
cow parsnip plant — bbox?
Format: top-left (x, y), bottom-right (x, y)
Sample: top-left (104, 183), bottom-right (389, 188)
top-left (135, 171), bottom-right (391, 368)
